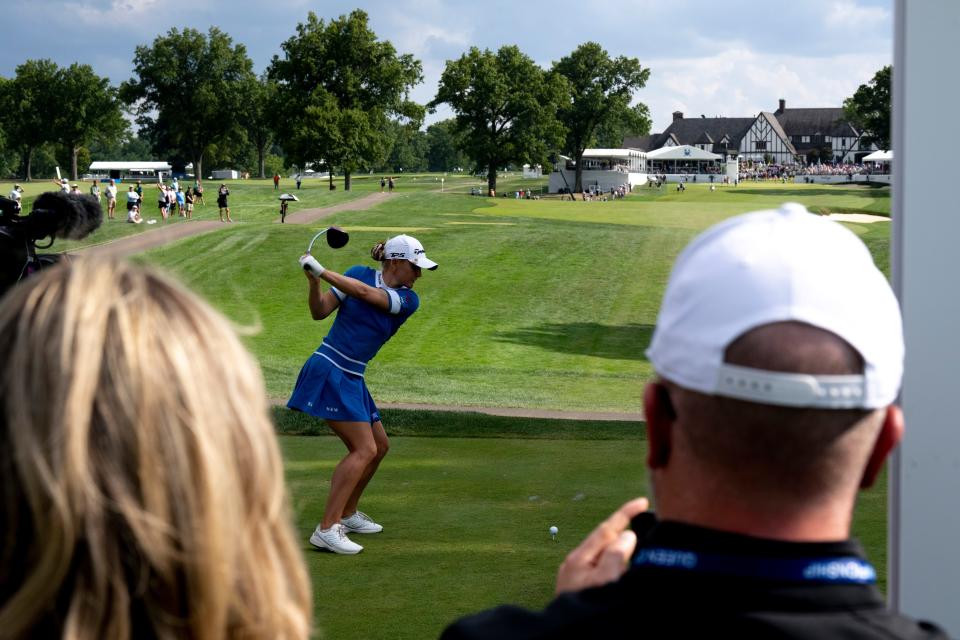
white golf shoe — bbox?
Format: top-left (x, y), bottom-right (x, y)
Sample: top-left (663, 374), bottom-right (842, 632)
top-left (340, 510), bottom-right (383, 534)
top-left (310, 523), bottom-right (363, 555)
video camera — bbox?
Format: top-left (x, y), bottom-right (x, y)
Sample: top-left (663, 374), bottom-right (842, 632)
top-left (0, 191), bottom-right (103, 298)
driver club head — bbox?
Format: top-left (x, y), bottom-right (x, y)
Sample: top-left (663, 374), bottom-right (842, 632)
top-left (326, 226), bottom-right (349, 249)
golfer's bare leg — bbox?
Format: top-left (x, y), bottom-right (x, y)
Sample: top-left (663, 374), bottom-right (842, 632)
top-left (322, 420), bottom-right (378, 529)
top-left (343, 420), bottom-right (389, 516)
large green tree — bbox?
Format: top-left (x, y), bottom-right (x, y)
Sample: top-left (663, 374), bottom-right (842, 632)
top-left (425, 119), bottom-right (468, 172)
top-left (595, 103), bottom-right (652, 149)
top-left (0, 76), bottom-right (10, 177)
top-left (240, 74), bottom-right (277, 178)
top-left (553, 42), bottom-right (651, 192)
top-left (432, 46), bottom-right (567, 195)
top-left (54, 63), bottom-right (126, 180)
top-left (843, 65), bottom-right (892, 150)
top-left (269, 10), bottom-right (423, 191)
top-left (120, 27), bottom-right (255, 181)
top-left (0, 60), bottom-right (62, 180)
top-left (382, 119), bottom-right (427, 172)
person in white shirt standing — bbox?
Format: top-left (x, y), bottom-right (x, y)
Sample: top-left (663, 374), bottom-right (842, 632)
top-left (8, 184), bottom-right (23, 212)
top-left (125, 186), bottom-right (140, 219)
top-left (104, 179), bottom-right (118, 220)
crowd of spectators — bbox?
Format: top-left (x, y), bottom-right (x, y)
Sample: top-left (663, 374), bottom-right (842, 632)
top-left (738, 161), bottom-right (890, 181)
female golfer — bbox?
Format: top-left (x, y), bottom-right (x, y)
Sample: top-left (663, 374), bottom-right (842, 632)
top-left (289, 234), bottom-right (438, 554)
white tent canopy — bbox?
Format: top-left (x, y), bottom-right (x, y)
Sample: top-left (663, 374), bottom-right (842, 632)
top-left (862, 150), bottom-right (893, 162)
top-left (646, 145), bottom-right (722, 161)
top-left (581, 148), bottom-right (646, 159)
top-left (89, 161), bottom-right (172, 171)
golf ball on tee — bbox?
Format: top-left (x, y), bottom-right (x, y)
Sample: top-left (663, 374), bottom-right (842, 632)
top-left (549, 526), bottom-right (559, 536)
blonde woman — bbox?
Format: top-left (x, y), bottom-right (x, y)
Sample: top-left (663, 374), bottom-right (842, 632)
top-left (0, 259), bottom-right (311, 639)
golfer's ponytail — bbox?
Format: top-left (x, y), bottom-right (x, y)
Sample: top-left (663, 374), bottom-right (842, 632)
top-left (371, 240), bottom-right (386, 262)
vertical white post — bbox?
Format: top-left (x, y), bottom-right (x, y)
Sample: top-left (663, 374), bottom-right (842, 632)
top-left (891, 1), bottom-right (960, 635)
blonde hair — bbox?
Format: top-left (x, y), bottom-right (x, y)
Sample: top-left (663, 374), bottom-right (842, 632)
top-left (0, 259), bottom-right (311, 639)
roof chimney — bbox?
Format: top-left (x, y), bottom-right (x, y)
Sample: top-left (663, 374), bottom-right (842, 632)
top-left (778, 98), bottom-right (786, 113)
top-left (673, 111), bottom-right (684, 121)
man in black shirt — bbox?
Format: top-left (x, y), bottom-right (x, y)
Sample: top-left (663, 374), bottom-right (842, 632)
top-left (442, 203), bottom-right (947, 639)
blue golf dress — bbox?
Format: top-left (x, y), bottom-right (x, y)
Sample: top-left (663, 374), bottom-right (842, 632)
top-left (287, 265), bottom-right (420, 423)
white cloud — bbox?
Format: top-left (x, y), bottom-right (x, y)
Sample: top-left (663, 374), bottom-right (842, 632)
top-left (2, 0), bottom-right (894, 134)
top-left (643, 47), bottom-right (890, 131)
top-left (378, 1), bottom-right (473, 58)
top-left (824, 0), bottom-right (890, 29)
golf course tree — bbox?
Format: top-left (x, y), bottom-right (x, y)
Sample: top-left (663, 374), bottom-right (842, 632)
top-left (425, 119), bottom-right (469, 172)
top-left (432, 45), bottom-right (567, 196)
top-left (0, 76), bottom-right (14, 177)
top-left (552, 42), bottom-right (651, 192)
top-left (0, 59), bottom-right (62, 180)
top-left (53, 63), bottom-right (126, 181)
top-left (382, 118), bottom-right (428, 172)
top-left (594, 103), bottom-right (653, 149)
top-left (843, 65), bottom-right (892, 150)
top-left (120, 27), bottom-right (256, 182)
top-left (239, 73), bottom-right (278, 179)
top-left (268, 10), bottom-right (424, 191)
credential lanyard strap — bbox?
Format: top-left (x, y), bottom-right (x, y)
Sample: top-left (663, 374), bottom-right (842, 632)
top-left (632, 547), bottom-right (876, 584)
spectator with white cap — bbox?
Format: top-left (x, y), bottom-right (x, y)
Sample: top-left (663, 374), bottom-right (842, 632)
top-left (442, 203), bottom-right (946, 639)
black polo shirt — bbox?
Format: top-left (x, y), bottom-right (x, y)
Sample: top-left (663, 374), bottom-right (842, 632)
top-left (441, 519), bottom-right (947, 639)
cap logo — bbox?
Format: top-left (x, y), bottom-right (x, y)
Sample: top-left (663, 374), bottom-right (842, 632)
top-left (414, 248), bottom-right (425, 255)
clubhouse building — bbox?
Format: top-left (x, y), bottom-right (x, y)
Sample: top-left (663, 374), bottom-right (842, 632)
top-left (546, 98), bottom-right (878, 193)
top-left (623, 98), bottom-right (877, 166)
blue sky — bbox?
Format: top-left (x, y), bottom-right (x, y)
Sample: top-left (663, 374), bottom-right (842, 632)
top-left (3, 0), bottom-right (892, 133)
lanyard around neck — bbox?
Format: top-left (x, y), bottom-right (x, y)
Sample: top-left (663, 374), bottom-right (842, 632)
top-left (632, 546), bottom-right (876, 584)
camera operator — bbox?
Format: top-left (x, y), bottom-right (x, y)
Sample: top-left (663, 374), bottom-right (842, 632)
top-left (0, 191), bottom-right (102, 298)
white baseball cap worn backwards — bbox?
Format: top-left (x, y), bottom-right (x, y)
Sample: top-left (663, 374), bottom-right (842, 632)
top-left (384, 234), bottom-right (438, 270)
top-left (646, 203), bottom-right (903, 410)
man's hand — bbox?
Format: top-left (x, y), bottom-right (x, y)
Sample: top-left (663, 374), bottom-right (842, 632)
top-left (555, 497), bottom-right (649, 595)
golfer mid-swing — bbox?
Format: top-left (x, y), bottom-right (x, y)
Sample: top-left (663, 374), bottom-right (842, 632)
top-left (289, 234), bottom-right (438, 554)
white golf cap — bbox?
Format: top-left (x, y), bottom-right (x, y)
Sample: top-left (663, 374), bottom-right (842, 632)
top-left (646, 203), bottom-right (903, 409)
top-left (384, 234), bottom-right (438, 270)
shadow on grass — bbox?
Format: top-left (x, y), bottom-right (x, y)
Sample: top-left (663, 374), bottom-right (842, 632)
top-left (492, 322), bottom-right (653, 360)
top-left (273, 406), bottom-right (645, 440)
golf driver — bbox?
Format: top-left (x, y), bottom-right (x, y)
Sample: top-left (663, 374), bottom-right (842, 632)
top-left (301, 226), bottom-right (349, 277)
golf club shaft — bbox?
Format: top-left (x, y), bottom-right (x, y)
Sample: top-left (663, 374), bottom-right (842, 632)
top-left (307, 229), bottom-right (330, 254)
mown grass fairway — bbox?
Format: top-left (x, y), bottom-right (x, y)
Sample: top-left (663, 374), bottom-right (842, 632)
top-left (139, 179), bottom-right (890, 412)
top-left (40, 176), bottom-right (892, 639)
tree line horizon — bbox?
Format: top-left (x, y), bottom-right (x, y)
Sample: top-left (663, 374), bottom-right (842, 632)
top-left (0, 9), bottom-right (890, 194)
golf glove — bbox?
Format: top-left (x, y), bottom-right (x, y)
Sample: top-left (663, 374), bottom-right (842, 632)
top-left (299, 254), bottom-right (325, 277)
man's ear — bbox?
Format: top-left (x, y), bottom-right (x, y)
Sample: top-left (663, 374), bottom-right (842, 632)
top-left (644, 382), bottom-right (676, 469)
top-left (860, 405), bottom-right (904, 488)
